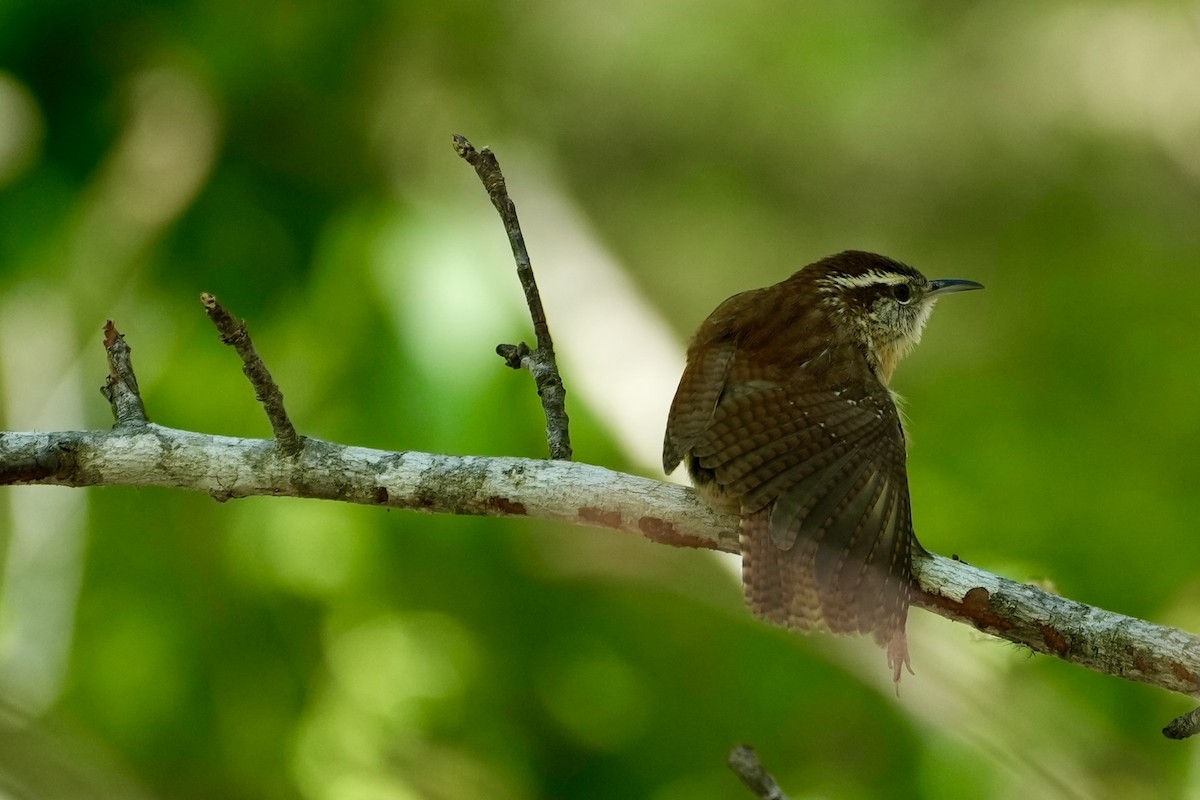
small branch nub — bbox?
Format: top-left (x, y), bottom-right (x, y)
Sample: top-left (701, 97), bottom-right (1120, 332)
top-left (1164, 706), bottom-right (1200, 740)
top-left (101, 321), bottom-right (149, 427)
top-left (496, 342), bottom-right (530, 369)
top-left (201, 292), bottom-right (303, 456)
top-left (728, 744), bottom-right (791, 800)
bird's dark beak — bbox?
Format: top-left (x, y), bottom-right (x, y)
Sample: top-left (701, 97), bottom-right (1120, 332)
top-left (928, 279), bottom-right (984, 297)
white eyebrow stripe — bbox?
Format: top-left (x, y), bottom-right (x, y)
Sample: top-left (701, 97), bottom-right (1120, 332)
top-left (821, 270), bottom-right (913, 290)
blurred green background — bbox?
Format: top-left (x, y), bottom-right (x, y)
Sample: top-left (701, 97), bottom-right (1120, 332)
top-left (0, 1), bottom-right (1199, 798)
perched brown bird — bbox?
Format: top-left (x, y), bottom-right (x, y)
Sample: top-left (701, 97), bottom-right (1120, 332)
top-left (663, 251), bottom-right (981, 680)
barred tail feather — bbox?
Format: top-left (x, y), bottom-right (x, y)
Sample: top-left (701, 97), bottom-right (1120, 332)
top-left (742, 508), bottom-right (914, 684)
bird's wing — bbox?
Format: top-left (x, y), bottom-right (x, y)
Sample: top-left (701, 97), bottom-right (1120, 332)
top-left (662, 338), bottom-right (737, 473)
top-left (690, 380), bottom-right (914, 677)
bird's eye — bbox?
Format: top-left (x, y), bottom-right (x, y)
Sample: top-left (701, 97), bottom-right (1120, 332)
top-left (891, 284), bottom-right (912, 304)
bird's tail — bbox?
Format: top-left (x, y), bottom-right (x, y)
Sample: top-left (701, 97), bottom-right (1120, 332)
top-left (740, 512), bottom-right (913, 683)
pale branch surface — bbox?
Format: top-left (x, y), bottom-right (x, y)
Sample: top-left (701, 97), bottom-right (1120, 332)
top-left (452, 133), bottom-right (572, 461)
top-left (728, 745), bottom-right (792, 800)
top-left (912, 555), bottom-right (1200, 699)
top-left (200, 292), bottom-right (302, 456)
top-left (0, 426), bottom-right (732, 550)
top-left (1, 424), bottom-right (1198, 737)
top-left (100, 321), bottom-right (148, 427)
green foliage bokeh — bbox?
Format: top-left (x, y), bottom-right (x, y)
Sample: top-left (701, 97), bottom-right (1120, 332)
top-left (0, 1), bottom-right (1198, 798)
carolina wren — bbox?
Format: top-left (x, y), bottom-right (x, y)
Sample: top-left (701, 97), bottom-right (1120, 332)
top-left (663, 251), bottom-right (981, 680)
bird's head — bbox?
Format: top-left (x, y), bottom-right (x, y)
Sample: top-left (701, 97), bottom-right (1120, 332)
top-left (811, 251), bottom-right (983, 383)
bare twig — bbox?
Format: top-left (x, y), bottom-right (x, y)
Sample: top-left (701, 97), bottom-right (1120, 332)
top-left (200, 293), bottom-right (302, 456)
top-left (100, 321), bottom-right (148, 427)
top-left (452, 134), bottom-right (572, 461)
top-left (728, 745), bottom-right (791, 800)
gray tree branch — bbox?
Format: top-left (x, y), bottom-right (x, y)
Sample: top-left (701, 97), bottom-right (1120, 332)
top-left (1, 423), bottom-right (1198, 737)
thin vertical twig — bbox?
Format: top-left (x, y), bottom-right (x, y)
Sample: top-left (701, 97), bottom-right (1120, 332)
top-left (452, 134), bottom-right (572, 461)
